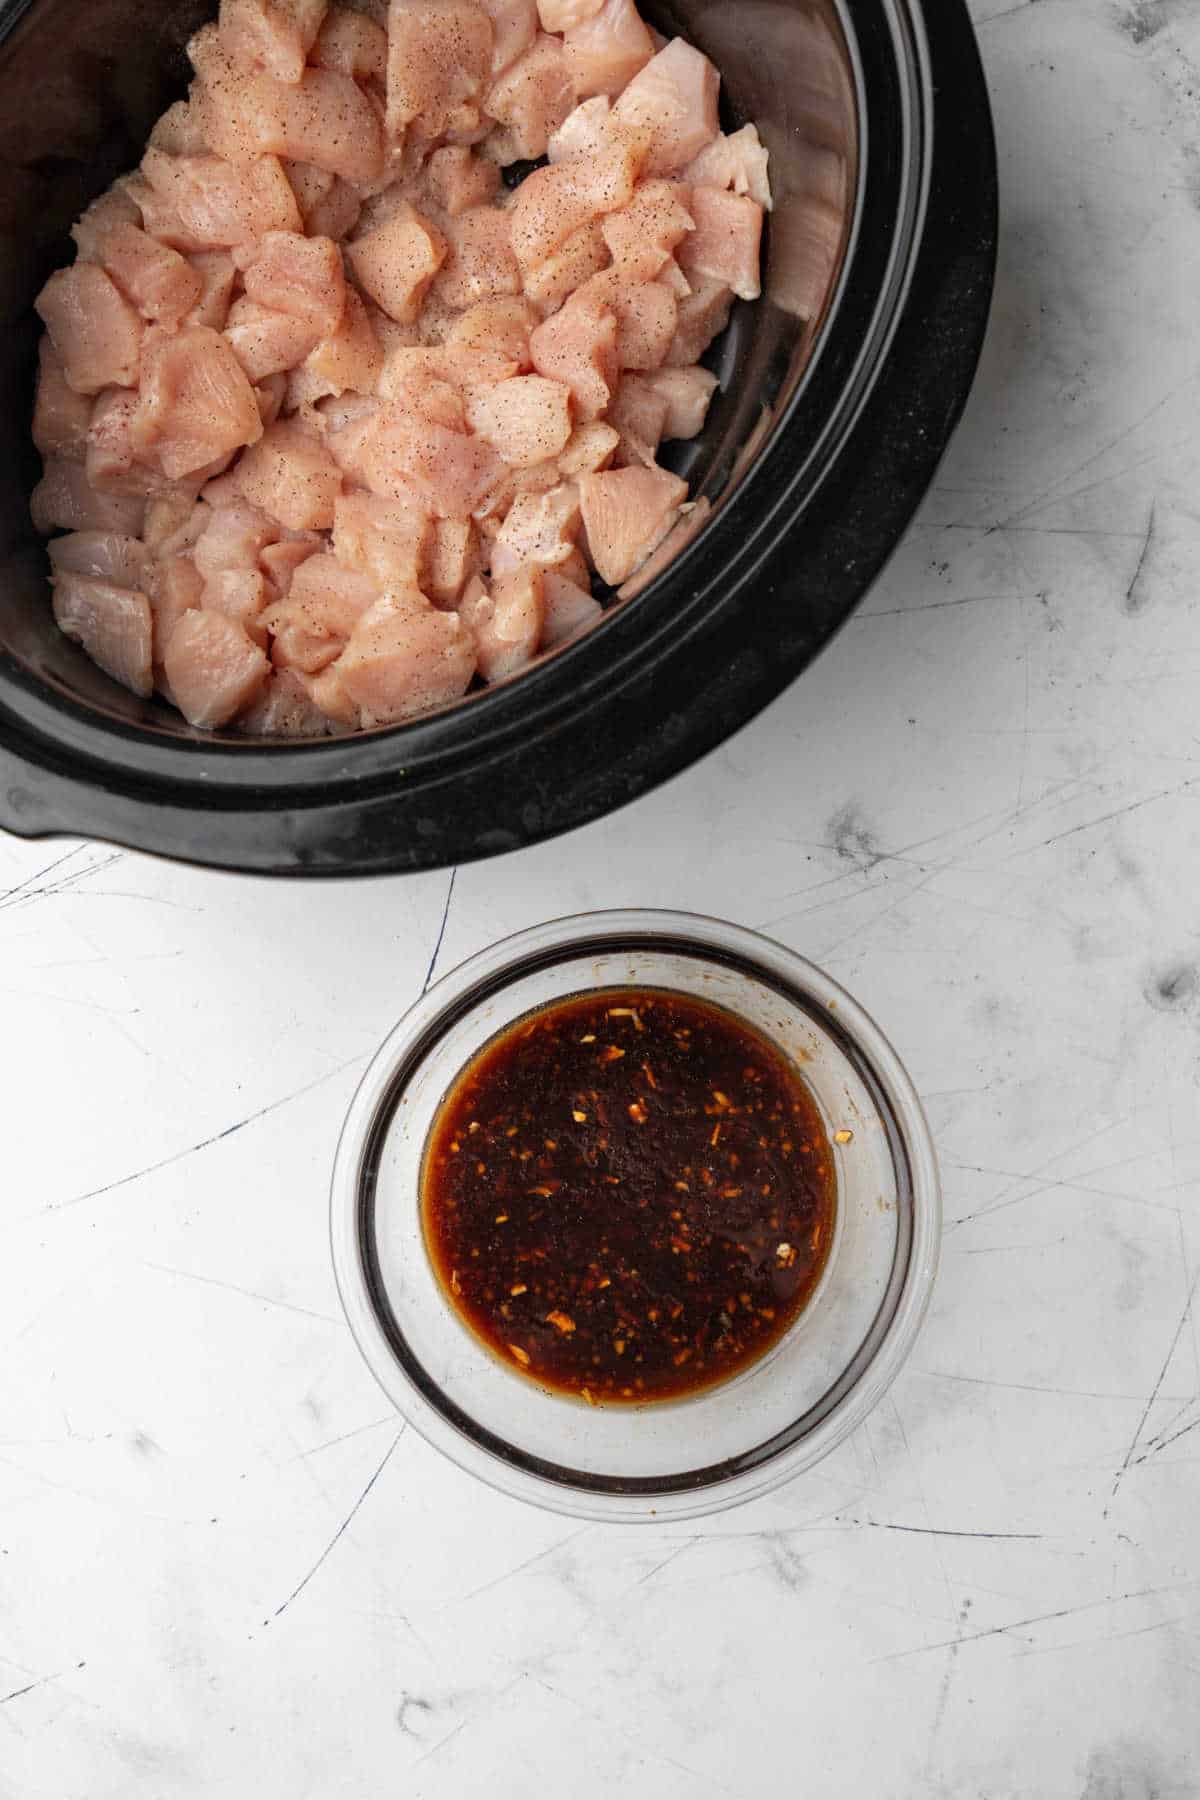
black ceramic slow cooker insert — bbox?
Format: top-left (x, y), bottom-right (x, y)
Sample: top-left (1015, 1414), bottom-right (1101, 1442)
top-left (0, 0), bottom-right (997, 876)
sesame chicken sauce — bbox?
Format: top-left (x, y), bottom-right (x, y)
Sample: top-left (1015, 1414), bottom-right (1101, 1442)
top-left (421, 989), bottom-right (837, 1405)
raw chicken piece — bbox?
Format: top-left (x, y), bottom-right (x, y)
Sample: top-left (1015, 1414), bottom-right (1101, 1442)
top-left (484, 34), bottom-right (574, 162)
top-left (31, 461), bottom-right (146, 536)
top-left (425, 146), bottom-right (501, 216)
top-left (665, 276), bottom-right (733, 365)
top-left (607, 375), bottom-right (668, 465)
top-left (333, 489), bottom-right (432, 586)
top-left (644, 364), bottom-right (718, 438)
top-left (134, 327), bottom-right (263, 480)
top-left (234, 419), bottom-right (343, 529)
top-left (529, 288), bottom-right (619, 419)
top-left (541, 566), bottom-right (602, 645)
top-left (149, 554), bottom-right (204, 665)
top-left (678, 188), bottom-right (763, 301)
top-left (331, 589), bottom-right (477, 723)
top-left (611, 39), bottom-right (720, 177)
top-left (72, 188), bottom-right (142, 263)
top-left (285, 158), bottom-right (335, 220)
top-left (266, 550), bottom-right (380, 670)
top-left (378, 364), bottom-right (467, 430)
top-left (557, 419), bottom-right (618, 475)
top-left (524, 222), bottom-right (609, 317)
top-left (86, 388), bottom-right (155, 496)
top-left (577, 463), bottom-right (687, 583)
top-left (35, 265), bottom-right (142, 396)
top-left (380, 340), bottom-right (519, 398)
top-left (186, 251), bottom-right (238, 330)
top-left (164, 609), bottom-right (270, 726)
top-left (319, 394), bottom-right (384, 484)
top-left (218, 0), bottom-right (329, 84)
top-left (478, 0), bottom-right (538, 74)
top-left (458, 567), bottom-right (541, 679)
top-left (237, 667), bottom-right (337, 734)
top-left (685, 125), bottom-right (773, 210)
top-left (51, 571), bottom-right (154, 696)
top-left (538, 0), bottom-right (602, 31)
top-left (287, 161), bottom-right (362, 240)
top-left (348, 204), bottom-right (448, 323)
top-left (489, 482), bottom-right (580, 574)
top-left (448, 297), bottom-right (537, 368)
top-left (579, 270), bottom-right (677, 369)
top-left (48, 531), bottom-right (151, 590)
top-left (205, 567), bottom-right (271, 646)
top-left (510, 131), bottom-right (647, 277)
top-left (311, 6), bottom-right (387, 78)
top-left (301, 662), bottom-right (361, 724)
top-left (141, 150), bottom-right (302, 250)
top-left (243, 230), bottom-right (347, 333)
top-left (467, 375), bottom-right (572, 468)
top-left (358, 412), bottom-right (506, 516)
top-left (562, 0), bottom-right (654, 99)
top-left (302, 289), bottom-right (383, 396)
top-left (434, 207), bottom-right (521, 310)
top-left (194, 501), bottom-right (279, 589)
top-left (548, 95), bottom-right (610, 163)
top-left (192, 28), bottom-right (384, 181)
top-left (99, 223), bottom-right (204, 327)
top-left (261, 536), bottom-right (321, 600)
top-left (256, 371), bottom-right (290, 428)
top-left (386, 0), bottom-right (494, 140)
top-left (225, 296), bottom-right (323, 380)
top-left (617, 493), bottom-right (709, 596)
top-left (32, 339), bottom-right (93, 462)
top-left (149, 99), bottom-right (210, 157)
top-left (601, 180), bottom-right (693, 279)
top-left (144, 494), bottom-right (211, 557)
top-left (426, 518), bottom-right (478, 604)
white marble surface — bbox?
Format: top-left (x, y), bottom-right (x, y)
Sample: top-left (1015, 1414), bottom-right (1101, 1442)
top-left (4, 3), bottom-right (1200, 1794)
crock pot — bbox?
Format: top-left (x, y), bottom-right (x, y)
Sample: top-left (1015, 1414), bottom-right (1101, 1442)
top-left (0, 0), bottom-right (997, 875)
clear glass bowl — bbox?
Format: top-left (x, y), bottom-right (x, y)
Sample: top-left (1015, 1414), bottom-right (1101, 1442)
top-left (330, 911), bottom-right (940, 1522)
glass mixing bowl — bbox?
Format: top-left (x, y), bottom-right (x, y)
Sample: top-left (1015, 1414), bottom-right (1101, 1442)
top-left (331, 911), bottom-right (940, 1521)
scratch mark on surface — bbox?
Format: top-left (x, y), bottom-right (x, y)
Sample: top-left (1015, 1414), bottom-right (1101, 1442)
top-left (456, 1525), bottom-right (593, 1602)
top-left (422, 867), bottom-right (458, 996)
top-left (0, 845), bottom-right (87, 910)
top-left (42, 1054), bottom-right (367, 1215)
top-left (875, 1584), bottom-right (1199, 1663)
top-left (271, 1430), bottom-right (404, 1621)
top-left (142, 1261), bottom-right (341, 1325)
top-left (632, 1540), bottom-right (696, 1587)
top-left (409, 1719), bottom-right (466, 1767)
top-left (1108, 1272), bottom-right (1200, 1509)
top-left (0, 850), bottom-right (123, 915)
top-left (855, 1521), bottom-right (1043, 1541)
top-left (294, 1418), bottom-right (395, 1459)
top-left (1123, 501), bottom-right (1157, 614)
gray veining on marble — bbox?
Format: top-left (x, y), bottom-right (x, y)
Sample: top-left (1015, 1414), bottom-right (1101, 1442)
top-left (2, 3), bottom-right (1199, 1794)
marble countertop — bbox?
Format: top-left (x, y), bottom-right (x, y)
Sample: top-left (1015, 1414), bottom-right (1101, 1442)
top-left (4, 3), bottom-right (1200, 1794)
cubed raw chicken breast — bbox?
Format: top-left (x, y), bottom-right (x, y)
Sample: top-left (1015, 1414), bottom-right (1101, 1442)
top-left (678, 188), bottom-right (764, 301)
top-left (541, 566), bottom-right (602, 645)
top-left (348, 204), bottom-right (448, 323)
top-left (219, 0), bottom-right (330, 85)
top-left (611, 39), bottom-right (719, 177)
top-left (489, 481), bottom-right (581, 574)
top-left (426, 517), bottom-right (479, 604)
top-left (243, 230), bottom-right (347, 333)
top-left (33, 339), bottom-right (93, 462)
top-left (510, 131), bottom-right (645, 272)
top-left (601, 180), bottom-right (694, 279)
top-left (548, 95), bottom-right (611, 163)
top-left (164, 609), bottom-right (270, 726)
top-left (425, 145), bottom-right (501, 216)
top-left (99, 223), bottom-right (204, 327)
top-left (287, 161), bottom-right (363, 241)
top-left (557, 419), bottom-right (618, 475)
top-left (458, 566), bottom-right (541, 680)
top-left (579, 270), bottom-right (677, 370)
top-left (607, 375), bottom-right (668, 465)
top-left (530, 289), bottom-right (619, 419)
top-left (333, 489), bottom-right (432, 585)
top-left (302, 289), bottom-right (383, 396)
top-left (87, 388), bottom-right (156, 497)
top-left (234, 420), bottom-right (343, 529)
top-left (524, 222), bottom-right (610, 317)
top-left (644, 364), bottom-right (718, 438)
top-left (194, 502), bottom-right (280, 599)
top-left (141, 150), bottom-right (302, 250)
top-left (186, 252), bottom-right (238, 330)
top-left (205, 566), bottom-right (271, 646)
top-left (448, 297), bottom-right (537, 368)
top-left (225, 296), bottom-right (323, 381)
top-left (665, 276), bottom-right (733, 365)
top-left (484, 34), bottom-right (574, 162)
top-left (359, 412), bottom-right (506, 516)
top-left (48, 530), bottom-right (151, 590)
top-left (311, 6), bottom-right (387, 79)
top-left (685, 125), bottom-right (773, 209)
top-left (31, 461), bottom-right (146, 537)
top-left (72, 187), bottom-right (142, 263)
top-left (467, 375), bottom-right (573, 467)
top-left (237, 667), bottom-right (337, 735)
top-left (479, 0), bottom-right (538, 75)
top-left (149, 554), bottom-right (205, 666)
top-left (261, 536), bottom-right (322, 601)
top-left (538, 0), bottom-right (602, 32)
top-left (149, 99), bottom-right (211, 158)
top-left (52, 571), bottom-right (154, 696)
top-left (134, 327), bottom-right (263, 481)
top-left (434, 207), bottom-right (521, 310)
top-left (192, 28), bottom-right (384, 181)
top-left (35, 265), bottom-right (142, 397)
top-left (266, 550), bottom-right (381, 670)
top-left (145, 494), bottom-right (211, 558)
top-left (578, 463), bottom-right (687, 583)
top-left (332, 590), bottom-right (477, 725)
top-left (617, 493), bottom-right (709, 596)
top-left (386, 0), bottom-right (494, 140)
top-left (562, 0), bottom-right (654, 99)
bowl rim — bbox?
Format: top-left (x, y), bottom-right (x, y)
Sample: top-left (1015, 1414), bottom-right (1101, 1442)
top-left (329, 910), bottom-right (942, 1521)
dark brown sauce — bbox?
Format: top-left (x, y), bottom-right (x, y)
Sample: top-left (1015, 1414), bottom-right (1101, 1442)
top-left (421, 988), bottom-right (837, 1405)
